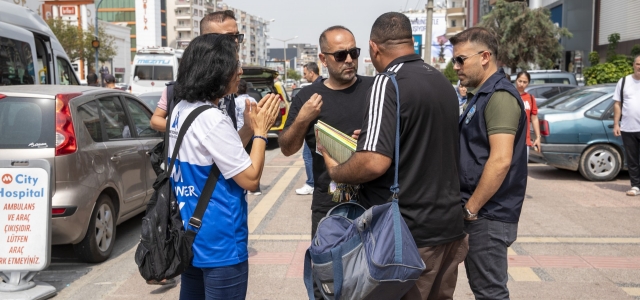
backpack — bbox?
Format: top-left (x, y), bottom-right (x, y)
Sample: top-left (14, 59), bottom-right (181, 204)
top-left (303, 72), bottom-right (425, 300)
top-left (135, 104), bottom-right (220, 282)
top-left (149, 82), bottom-right (179, 176)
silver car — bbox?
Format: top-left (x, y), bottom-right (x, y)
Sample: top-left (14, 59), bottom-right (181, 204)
top-left (0, 85), bottom-right (161, 262)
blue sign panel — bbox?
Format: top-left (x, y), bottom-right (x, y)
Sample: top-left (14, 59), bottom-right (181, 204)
top-left (413, 34), bottom-right (422, 56)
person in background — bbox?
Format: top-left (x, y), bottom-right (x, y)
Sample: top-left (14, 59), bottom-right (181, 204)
top-left (451, 27), bottom-right (527, 300)
top-left (149, 10), bottom-right (250, 145)
top-left (99, 64), bottom-right (109, 86)
top-left (235, 79), bottom-right (262, 196)
top-left (104, 74), bottom-right (117, 89)
top-left (613, 54), bottom-right (640, 196)
top-left (456, 80), bottom-right (468, 116)
top-left (87, 73), bottom-right (100, 87)
top-left (296, 62), bottom-right (323, 195)
top-left (170, 33), bottom-right (280, 299)
top-left (515, 71), bottom-right (541, 155)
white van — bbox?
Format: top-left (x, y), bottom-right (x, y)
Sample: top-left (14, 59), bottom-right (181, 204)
top-left (0, 2), bottom-right (80, 86)
top-left (130, 47), bottom-right (182, 94)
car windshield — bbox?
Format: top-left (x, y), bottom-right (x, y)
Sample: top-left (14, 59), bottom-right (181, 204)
top-left (545, 90), bottom-right (606, 111)
top-left (138, 94), bottom-right (162, 110)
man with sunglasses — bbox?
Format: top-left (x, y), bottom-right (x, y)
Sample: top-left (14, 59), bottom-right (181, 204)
top-left (278, 25), bottom-right (374, 299)
top-left (450, 27), bottom-right (527, 300)
top-left (150, 10), bottom-right (252, 144)
top-left (318, 13), bottom-right (467, 300)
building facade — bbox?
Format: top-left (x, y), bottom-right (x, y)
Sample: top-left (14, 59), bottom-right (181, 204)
top-left (166, 0), bottom-right (269, 66)
top-left (403, 8), bottom-right (452, 69)
top-left (445, 0), bottom-right (467, 38)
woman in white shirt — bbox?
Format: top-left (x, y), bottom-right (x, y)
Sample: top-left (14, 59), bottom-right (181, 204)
top-left (170, 33), bottom-right (279, 300)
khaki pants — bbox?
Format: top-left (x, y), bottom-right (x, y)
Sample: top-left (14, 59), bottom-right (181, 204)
top-left (401, 235), bottom-right (469, 300)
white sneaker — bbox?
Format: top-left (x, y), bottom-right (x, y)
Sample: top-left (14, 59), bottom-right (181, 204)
top-left (296, 184), bottom-right (314, 195)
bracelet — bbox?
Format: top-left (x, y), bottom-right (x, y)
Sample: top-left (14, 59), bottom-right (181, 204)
top-left (252, 135), bottom-right (268, 145)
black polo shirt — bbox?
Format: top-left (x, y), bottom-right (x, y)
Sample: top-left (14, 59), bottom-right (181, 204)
top-left (356, 54), bottom-right (465, 248)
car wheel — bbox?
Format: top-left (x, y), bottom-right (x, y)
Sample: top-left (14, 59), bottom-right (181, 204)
top-left (73, 194), bottom-right (116, 263)
top-left (578, 144), bottom-right (621, 181)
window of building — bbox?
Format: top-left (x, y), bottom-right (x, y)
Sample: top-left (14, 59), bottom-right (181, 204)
top-left (451, 1), bottom-right (456, 7)
top-left (451, 20), bottom-right (457, 27)
top-left (194, 21), bottom-right (198, 28)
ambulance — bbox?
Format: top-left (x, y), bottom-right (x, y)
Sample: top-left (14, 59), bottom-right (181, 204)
top-left (129, 46), bottom-right (183, 94)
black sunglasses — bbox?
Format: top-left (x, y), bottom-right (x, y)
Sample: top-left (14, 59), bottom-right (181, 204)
top-left (453, 50), bottom-right (489, 66)
top-left (322, 47), bottom-right (361, 62)
top-left (228, 33), bottom-right (244, 43)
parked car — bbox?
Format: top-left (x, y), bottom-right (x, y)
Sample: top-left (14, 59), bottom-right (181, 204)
top-left (528, 84), bottom-right (624, 181)
top-left (511, 70), bottom-right (578, 86)
top-left (137, 90), bottom-right (163, 111)
top-left (241, 67), bottom-right (290, 139)
top-left (0, 85), bottom-right (162, 262)
top-left (525, 83), bottom-right (578, 106)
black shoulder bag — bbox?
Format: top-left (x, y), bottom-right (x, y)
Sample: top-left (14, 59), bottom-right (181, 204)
top-left (135, 104), bottom-right (221, 281)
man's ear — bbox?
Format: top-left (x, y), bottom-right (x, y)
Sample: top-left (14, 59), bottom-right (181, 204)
top-left (319, 53), bottom-right (327, 67)
top-left (369, 40), bottom-right (379, 58)
top-left (481, 51), bottom-right (492, 67)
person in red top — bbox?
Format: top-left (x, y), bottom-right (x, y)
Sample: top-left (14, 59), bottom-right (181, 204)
top-left (515, 71), bottom-right (541, 155)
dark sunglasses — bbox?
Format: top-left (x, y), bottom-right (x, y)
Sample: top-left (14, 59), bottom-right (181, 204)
top-left (228, 33), bottom-right (244, 43)
top-left (453, 50), bottom-right (488, 66)
top-left (322, 47), bottom-right (361, 62)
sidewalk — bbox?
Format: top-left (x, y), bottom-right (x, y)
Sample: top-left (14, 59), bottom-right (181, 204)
top-left (48, 153), bottom-right (640, 299)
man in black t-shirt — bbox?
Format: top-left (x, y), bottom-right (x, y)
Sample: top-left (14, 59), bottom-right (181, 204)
top-left (279, 26), bottom-right (373, 236)
top-left (318, 13), bottom-right (467, 300)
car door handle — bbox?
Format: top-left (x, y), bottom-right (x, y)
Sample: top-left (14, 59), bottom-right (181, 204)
top-left (110, 156), bottom-right (121, 162)
top-left (608, 124), bottom-right (614, 128)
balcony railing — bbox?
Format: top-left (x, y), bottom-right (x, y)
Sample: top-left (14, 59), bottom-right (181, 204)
top-left (174, 10), bottom-right (191, 17)
top-left (175, 24), bottom-right (193, 30)
top-left (175, 0), bottom-right (190, 6)
top-left (446, 7), bottom-right (465, 16)
top-left (446, 27), bottom-right (465, 35)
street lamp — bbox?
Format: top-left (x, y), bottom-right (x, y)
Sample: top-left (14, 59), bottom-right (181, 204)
top-left (271, 36), bottom-right (297, 83)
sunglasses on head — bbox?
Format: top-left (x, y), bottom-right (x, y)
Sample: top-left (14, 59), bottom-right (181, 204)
top-left (453, 50), bottom-right (489, 66)
top-left (322, 47), bottom-right (361, 62)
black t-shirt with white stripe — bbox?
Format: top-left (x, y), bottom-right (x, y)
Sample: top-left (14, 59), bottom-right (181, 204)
top-left (356, 54), bottom-right (465, 248)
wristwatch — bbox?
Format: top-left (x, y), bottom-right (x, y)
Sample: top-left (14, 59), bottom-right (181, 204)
top-left (464, 207), bottom-right (478, 219)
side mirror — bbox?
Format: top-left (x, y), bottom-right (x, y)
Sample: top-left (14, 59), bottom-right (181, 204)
top-left (134, 76), bottom-right (139, 82)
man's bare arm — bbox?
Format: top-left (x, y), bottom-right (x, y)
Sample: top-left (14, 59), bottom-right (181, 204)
top-left (278, 93), bottom-right (323, 156)
top-left (319, 144), bottom-right (391, 184)
top-left (464, 133), bottom-right (515, 215)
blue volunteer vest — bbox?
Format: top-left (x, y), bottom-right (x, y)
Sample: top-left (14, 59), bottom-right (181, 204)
top-left (459, 69), bottom-right (527, 223)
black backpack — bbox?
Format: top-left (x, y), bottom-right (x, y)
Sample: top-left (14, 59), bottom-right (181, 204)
top-left (135, 104), bottom-right (220, 282)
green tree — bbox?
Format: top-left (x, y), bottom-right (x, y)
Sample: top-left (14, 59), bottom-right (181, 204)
top-left (584, 57), bottom-right (632, 85)
top-left (443, 59), bottom-right (458, 84)
top-left (46, 18), bottom-right (117, 73)
top-left (631, 44), bottom-right (640, 58)
top-left (589, 51), bottom-right (600, 66)
top-left (46, 18), bottom-right (83, 62)
top-left (287, 68), bottom-right (301, 82)
top-left (479, 0), bottom-right (572, 73)
top-left (584, 33), bottom-right (634, 85)
top-left (84, 24), bottom-right (117, 73)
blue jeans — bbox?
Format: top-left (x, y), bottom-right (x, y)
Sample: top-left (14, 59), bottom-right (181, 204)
top-left (180, 261), bottom-right (249, 300)
top-left (303, 141), bottom-right (314, 186)
top-left (464, 218), bottom-right (518, 300)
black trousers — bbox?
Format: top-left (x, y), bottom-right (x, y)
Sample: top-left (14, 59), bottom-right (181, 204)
top-left (621, 131), bottom-right (640, 188)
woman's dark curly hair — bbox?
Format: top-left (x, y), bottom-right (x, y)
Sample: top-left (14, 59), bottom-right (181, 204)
top-left (174, 34), bottom-right (238, 102)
